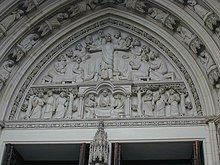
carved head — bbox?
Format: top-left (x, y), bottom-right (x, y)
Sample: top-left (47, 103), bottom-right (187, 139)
top-left (102, 89), bottom-right (109, 97)
top-left (146, 90), bottom-right (153, 95)
top-left (114, 31), bottom-right (121, 39)
top-left (105, 33), bottom-right (112, 42)
top-left (141, 54), bottom-right (149, 62)
top-left (85, 36), bottom-right (93, 45)
top-left (89, 94), bottom-right (95, 101)
top-left (169, 89), bottom-right (176, 95)
top-left (57, 55), bottom-right (66, 62)
top-left (66, 49), bottom-right (74, 58)
top-left (159, 87), bottom-right (165, 94)
top-left (199, 50), bottom-right (207, 58)
top-left (47, 90), bottom-right (53, 96)
top-left (75, 43), bottom-right (83, 51)
top-left (38, 92), bottom-right (44, 98)
top-left (98, 30), bottom-right (105, 38)
top-left (132, 39), bottom-right (141, 47)
top-left (187, 0), bottom-right (197, 6)
top-left (57, 13), bottom-right (68, 21)
top-left (142, 45), bottom-right (150, 54)
top-left (60, 92), bottom-right (66, 97)
top-left (150, 52), bottom-right (160, 61)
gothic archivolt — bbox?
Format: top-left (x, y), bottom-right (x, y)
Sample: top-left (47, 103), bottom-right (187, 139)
top-left (0, 0), bottom-right (220, 121)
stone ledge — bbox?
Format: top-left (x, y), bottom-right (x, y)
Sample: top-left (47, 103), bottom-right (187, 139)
top-left (4, 117), bottom-right (207, 129)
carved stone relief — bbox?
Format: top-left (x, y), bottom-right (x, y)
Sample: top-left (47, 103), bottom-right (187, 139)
top-left (9, 19), bottom-right (202, 120)
top-left (148, 6), bottom-right (220, 87)
top-left (0, 9), bottom-right (24, 38)
top-left (0, 0), bottom-right (46, 40)
top-left (20, 88), bottom-right (79, 120)
top-left (174, 0), bottom-right (220, 40)
top-left (19, 81), bottom-right (195, 121)
top-left (37, 28), bottom-right (178, 85)
top-left (0, 60), bottom-right (15, 91)
top-left (0, 0), bottom-right (217, 103)
top-left (131, 84), bottom-right (194, 118)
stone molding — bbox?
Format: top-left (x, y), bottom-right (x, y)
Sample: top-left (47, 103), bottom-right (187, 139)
top-left (214, 115), bottom-right (220, 125)
top-left (0, 121), bottom-right (5, 129)
top-left (4, 117), bottom-right (207, 129)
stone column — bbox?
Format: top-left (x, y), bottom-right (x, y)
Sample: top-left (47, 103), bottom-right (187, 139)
top-left (137, 90), bottom-right (142, 116)
top-left (0, 121), bottom-right (4, 136)
top-left (78, 95), bottom-right (84, 119)
top-left (125, 94), bottom-right (131, 118)
top-left (180, 93), bottom-right (186, 115)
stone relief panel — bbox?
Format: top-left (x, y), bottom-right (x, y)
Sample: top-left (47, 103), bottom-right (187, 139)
top-left (18, 81), bottom-right (196, 120)
top-left (0, 0), bottom-right (46, 39)
top-left (19, 88), bottom-right (79, 120)
top-left (81, 83), bottom-right (128, 119)
top-left (18, 80), bottom-right (196, 120)
top-left (130, 84), bottom-right (194, 118)
top-left (35, 28), bottom-right (180, 85)
top-left (9, 19), bottom-right (202, 120)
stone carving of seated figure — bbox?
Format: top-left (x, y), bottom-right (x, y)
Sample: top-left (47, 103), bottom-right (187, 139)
top-left (99, 89), bottom-right (111, 108)
top-left (84, 90), bottom-right (126, 118)
top-left (42, 55), bottom-right (67, 84)
top-left (149, 52), bottom-right (175, 81)
top-left (129, 54), bottom-right (150, 81)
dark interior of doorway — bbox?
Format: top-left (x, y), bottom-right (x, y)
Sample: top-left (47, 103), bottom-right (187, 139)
top-left (112, 141), bottom-right (204, 165)
top-left (2, 141), bottom-right (204, 165)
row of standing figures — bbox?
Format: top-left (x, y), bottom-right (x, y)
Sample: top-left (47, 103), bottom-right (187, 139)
top-left (24, 87), bottom-right (192, 120)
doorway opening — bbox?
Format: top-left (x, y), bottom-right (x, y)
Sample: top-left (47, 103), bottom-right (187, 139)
top-left (2, 141), bottom-right (204, 165)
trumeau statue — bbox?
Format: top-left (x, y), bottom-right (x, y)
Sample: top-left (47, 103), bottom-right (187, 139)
top-left (17, 27), bottom-right (197, 120)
